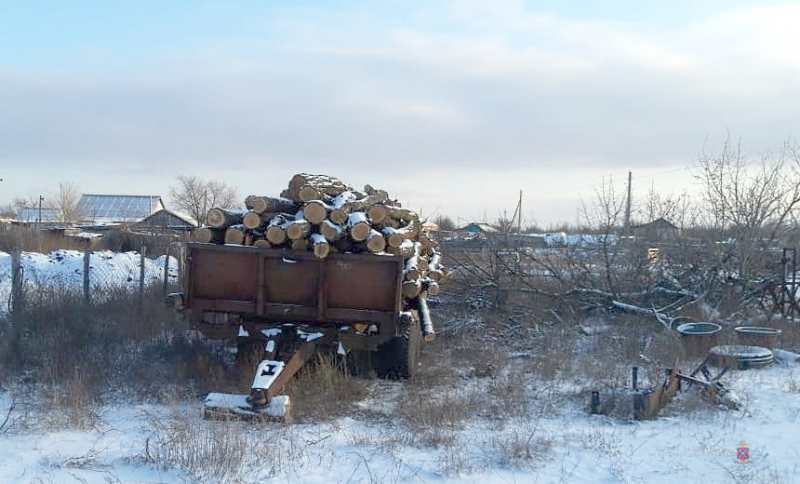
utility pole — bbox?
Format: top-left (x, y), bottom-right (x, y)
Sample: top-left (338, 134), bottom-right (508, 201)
top-left (624, 171), bottom-right (632, 235)
top-left (38, 195), bottom-right (44, 224)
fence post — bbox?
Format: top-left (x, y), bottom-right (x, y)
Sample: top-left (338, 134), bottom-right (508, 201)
top-left (139, 245), bottom-right (147, 310)
top-left (10, 248), bottom-right (23, 320)
top-left (163, 245), bottom-right (170, 296)
top-left (83, 241), bottom-right (91, 306)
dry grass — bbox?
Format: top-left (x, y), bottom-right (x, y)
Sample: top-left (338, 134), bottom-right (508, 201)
top-left (144, 408), bottom-right (284, 483)
top-left (283, 353), bottom-right (370, 422)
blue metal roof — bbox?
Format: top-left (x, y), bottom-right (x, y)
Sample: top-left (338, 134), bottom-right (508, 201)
top-left (16, 207), bottom-right (63, 222)
top-left (78, 194), bottom-right (162, 222)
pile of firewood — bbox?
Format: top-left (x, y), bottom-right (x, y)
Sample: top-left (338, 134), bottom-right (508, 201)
top-left (191, 173), bottom-right (448, 304)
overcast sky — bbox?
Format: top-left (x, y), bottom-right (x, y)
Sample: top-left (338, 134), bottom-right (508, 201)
top-left (1, 0), bottom-right (798, 227)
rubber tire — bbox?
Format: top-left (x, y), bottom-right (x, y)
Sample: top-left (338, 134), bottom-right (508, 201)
top-left (377, 315), bottom-right (421, 379)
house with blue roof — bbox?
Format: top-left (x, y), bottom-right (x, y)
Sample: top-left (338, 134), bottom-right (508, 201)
top-left (77, 194), bottom-right (164, 224)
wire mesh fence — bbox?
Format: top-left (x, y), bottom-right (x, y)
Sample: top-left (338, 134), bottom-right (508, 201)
top-left (3, 241), bottom-right (183, 319)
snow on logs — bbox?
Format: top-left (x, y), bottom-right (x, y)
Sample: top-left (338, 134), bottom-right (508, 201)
top-left (190, 173), bottom-right (447, 337)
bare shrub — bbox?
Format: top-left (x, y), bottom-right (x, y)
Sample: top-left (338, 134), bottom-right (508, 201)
top-left (492, 429), bottom-right (553, 470)
top-left (145, 408), bottom-right (281, 483)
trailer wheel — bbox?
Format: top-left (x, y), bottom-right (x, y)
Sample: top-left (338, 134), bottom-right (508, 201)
top-left (377, 314), bottom-right (421, 379)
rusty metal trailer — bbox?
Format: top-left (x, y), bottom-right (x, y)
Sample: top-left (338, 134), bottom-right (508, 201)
top-left (171, 242), bottom-right (426, 419)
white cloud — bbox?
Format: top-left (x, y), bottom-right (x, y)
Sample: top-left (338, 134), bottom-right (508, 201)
top-left (1, 3), bottom-right (798, 225)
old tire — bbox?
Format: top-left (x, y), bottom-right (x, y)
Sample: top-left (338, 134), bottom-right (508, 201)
top-left (377, 315), bottom-right (421, 379)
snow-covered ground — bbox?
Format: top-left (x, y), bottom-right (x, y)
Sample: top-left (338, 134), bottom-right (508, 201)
top-left (2, 249), bottom-right (800, 483)
top-left (2, 362), bottom-right (800, 483)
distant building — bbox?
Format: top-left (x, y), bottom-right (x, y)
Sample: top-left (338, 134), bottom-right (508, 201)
top-left (77, 194), bottom-right (164, 224)
top-left (16, 207), bottom-right (63, 223)
top-left (458, 223), bottom-right (497, 234)
top-left (134, 209), bottom-right (196, 230)
top-left (630, 217), bottom-right (679, 241)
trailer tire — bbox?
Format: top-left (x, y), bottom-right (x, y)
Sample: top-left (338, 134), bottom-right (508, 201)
top-left (377, 314), bottom-right (421, 379)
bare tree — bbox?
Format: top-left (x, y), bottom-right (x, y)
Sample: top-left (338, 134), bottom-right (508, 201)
top-left (169, 175), bottom-right (239, 226)
top-left (51, 182), bottom-right (83, 222)
top-left (695, 138), bottom-right (800, 280)
top-left (433, 215), bottom-right (457, 231)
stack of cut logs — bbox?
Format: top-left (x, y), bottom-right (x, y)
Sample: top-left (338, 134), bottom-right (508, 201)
top-left (191, 174), bottom-right (447, 338)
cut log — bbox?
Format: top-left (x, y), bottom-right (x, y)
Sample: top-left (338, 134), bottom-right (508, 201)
top-left (224, 224), bottom-right (247, 245)
top-left (191, 226), bottom-right (225, 244)
top-left (207, 208), bottom-right (247, 229)
top-left (402, 280), bottom-right (422, 299)
top-left (253, 239), bottom-right (272, 249)
top-left (286, 219), bottom-right (311, 240)
top-left (288, 174), bottom-right (352, 201)
top-left (417, 232), bottom-right (437, 256)
top-left (384, 206), bottom-right (418, 223)
top-left (367, 204), bottom-right (388, 224)
top-left (421, 278), bottom-right (440, 296)
top-left (319, 219), bottom-right (346, 242)
top-left (244, 196), bottom-right (298, 215)
top-left (386, 238), bottom-right (415, 258)
top-left (265, 214), bottom-right (292, 245)
top-left (310, 233), bottom-right (331, 259)
top-left (404, 253), bottom-right (422, 281)
top-left (329, 189), bottom-right (389, 225)
top-left (346, 212), bottom-right (371, 242)
top-left (365, 229), bottom-right (386, 253)
top-left (382, 219), bottom-right (420, 248)
top-left (242, 211), bottom-right (279, 230)
top-left (303, 200), bottom-right (329, 225)
top-left (291, 238), bottom-right (308, 251)
top-left (415, 297), bottom-right (436, 342)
